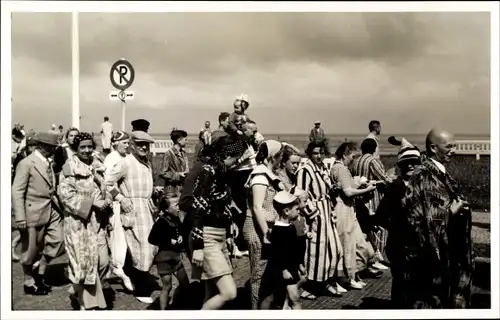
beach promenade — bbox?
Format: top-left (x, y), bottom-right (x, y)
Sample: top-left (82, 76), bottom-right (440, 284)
top-left (11, 211), bottom-right (491, 311)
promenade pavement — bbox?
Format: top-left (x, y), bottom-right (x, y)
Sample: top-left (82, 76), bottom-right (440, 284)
top-left (11, 212), bottom-right (491, 311)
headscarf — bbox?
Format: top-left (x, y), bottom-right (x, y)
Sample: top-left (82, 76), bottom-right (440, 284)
top-left (73, 132), bottom-right (94, 148)
top-left (112, 130), bottom-right (129, 143)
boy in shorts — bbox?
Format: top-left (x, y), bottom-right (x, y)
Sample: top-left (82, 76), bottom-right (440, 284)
top-left (150, 195), bottom-right (189, 310)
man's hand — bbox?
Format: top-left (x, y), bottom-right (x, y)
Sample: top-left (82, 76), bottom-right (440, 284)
top-left (15, 221), bottom-right (27, 230)
top-left (192, 249), bottom-right (204, 267)
top-left (120, 198), bottom-right (133, 213)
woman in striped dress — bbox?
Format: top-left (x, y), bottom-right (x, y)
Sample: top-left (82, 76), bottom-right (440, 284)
top-left (352, 139), bottom-right (393, 266)
top-left (296, 141), bottom-right (345, 298)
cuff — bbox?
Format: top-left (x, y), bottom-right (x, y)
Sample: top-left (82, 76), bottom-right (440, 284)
top-left (191, 227), bottom-right (204, 250)
top-left (73, 197), bottom-right (93, 220)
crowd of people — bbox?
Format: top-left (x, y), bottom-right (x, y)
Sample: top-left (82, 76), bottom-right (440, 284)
top-left (11, 94), bottom-right (474, 310)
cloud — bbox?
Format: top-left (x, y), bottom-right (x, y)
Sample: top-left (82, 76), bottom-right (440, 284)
top-left (11, 11), bottom-right (491, 135)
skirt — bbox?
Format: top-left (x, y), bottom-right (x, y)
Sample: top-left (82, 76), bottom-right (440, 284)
top-left (201, 227), bottom-right (233, 280)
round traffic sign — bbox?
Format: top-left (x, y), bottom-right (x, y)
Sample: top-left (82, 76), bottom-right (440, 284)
top-left (110, 59), bottom-right (135, 90)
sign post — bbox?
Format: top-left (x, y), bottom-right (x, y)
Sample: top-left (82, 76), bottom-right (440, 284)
top-left (110, 59), bottom-right (135, 131)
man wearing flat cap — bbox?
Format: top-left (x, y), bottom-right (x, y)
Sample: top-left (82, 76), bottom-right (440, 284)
top-left (105, 130), bottom-right (158, 304)
top-left (12, 132), bottom-right (64, 296)
top-left (131, 119), bottom-right (150, 133)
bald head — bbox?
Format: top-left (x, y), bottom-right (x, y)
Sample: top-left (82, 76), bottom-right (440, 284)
top-left (425, 128), bottom-right (456, 163)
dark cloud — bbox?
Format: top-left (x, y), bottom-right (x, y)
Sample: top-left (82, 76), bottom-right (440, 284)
top-left (11, 11), bottom-right (491, 135)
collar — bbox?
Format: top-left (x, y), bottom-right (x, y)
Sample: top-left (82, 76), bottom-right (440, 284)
top-left (172, 145), bottom-right (185, 156)
top-left (34, 150), bottom-right (51, 166)
top-left (274, 220), bottom-right (290, 227)
top-left (430, 158), bottom-right (446, 174)
top-left (367, 132), bottom-right (380, 141)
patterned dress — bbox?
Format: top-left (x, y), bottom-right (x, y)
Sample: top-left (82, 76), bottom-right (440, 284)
top-left (296, 159), bottom-right (343, 282)
top-left (58, 155), bottom-right (109, 286)
top-left (243, 164), bottom-right (281, 309)
top-left (105, 154), bottom-right (158, 272)
top-left (400, 155), bottom-right (474, 308)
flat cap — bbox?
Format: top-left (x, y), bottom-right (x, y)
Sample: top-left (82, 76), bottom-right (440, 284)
top-left (131, 130), bottom-right (154, 143)
top-left (34, 132), bottom-right (59, 146)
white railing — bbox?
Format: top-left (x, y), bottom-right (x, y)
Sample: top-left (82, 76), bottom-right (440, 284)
top-left (151, 139), bottom-right (491, 159)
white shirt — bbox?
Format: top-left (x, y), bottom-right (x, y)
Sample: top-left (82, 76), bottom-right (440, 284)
top-left (366, 132), bottom-right (380, 159)
top-left (104, 150), bottom-right (125, 176)
top-left (100, 121), bottom-right (114, 149)
top-left (430, 158), bottom-right (446, 174)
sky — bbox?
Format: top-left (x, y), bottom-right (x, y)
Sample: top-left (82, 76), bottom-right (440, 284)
top-left (10, 11), bottom-right (491, 135)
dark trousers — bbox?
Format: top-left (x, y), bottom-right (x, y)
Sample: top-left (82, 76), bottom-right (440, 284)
top-left (226, 169), bottom-right (253, 251)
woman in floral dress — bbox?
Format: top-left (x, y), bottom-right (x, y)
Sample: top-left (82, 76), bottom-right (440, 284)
top-left (57, 132), bottom-right (112, 310)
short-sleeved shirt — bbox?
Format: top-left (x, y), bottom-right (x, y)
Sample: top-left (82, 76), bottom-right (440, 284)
top-left (246, 165), bottom-right (280, 222)
top-left (331, 161), bottom-right (356, 207)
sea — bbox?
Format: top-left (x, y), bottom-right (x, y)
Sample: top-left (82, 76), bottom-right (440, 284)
top-left (143, 133), bottom-right (491, 154)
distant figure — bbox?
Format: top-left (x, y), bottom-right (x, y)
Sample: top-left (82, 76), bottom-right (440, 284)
top-left (57, 125), bottom-right (65, 145)
top-left (100, 116), bottom-right (114, 155)
top-left (400, 128), bottom-right (474, 309)
top-left (131, 119), bottom-right (150, 133)
top-left (309, 121), bottom-right (325, 143)
top-left (200, 121), bottom-right (212, 146)
top-left (49, 124), bottom-right (58, 135)
top-left (366, 120), bottom-right (381, 159)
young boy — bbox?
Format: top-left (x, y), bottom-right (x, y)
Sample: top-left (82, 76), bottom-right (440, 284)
top-left (226, 93), bottom-right (252, 136)
top-left (261, 191), bottom-right (303, 310)
top-left (148, 195), bottom-right (189, 310)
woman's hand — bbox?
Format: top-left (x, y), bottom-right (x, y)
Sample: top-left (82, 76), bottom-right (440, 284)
top-left (263, 229), bottom-right (271, 244)
top-left (120, 198), bottom-right (133, 213)
top-left (192, 249), bottom-right (204, 268)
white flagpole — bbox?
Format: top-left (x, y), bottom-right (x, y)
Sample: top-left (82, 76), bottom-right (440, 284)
top-left (72, 11), bottom-right (80, 129)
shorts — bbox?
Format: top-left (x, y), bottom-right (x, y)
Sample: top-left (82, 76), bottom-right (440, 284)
top-left (155, 250), bottom-right (183, 276)
top-left (200, 227), bottom-right (233, 280)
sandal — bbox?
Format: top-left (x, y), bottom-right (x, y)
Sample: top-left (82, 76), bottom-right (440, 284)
top-left (300, 291), bottom-right (317, 300)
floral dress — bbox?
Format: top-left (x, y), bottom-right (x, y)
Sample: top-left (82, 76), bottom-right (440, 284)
top-left (58, 155), bottom-right (110, 286)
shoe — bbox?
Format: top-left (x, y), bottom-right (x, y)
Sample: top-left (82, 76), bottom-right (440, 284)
top-left (372, 262), bottom-right (389, 270)
top-left (136, 296), bottom-right (154, 304)
top-left (12, 248), bottom-right (20, 262)
top-left (326, 284), bottom-right (342, 297)
top-left (335, 282), bottom-right (348, 294)
top-left (358, 280), bottom-right (367, 287)
top-left (114, 268), bottom-right (134, 291)
top-left (349, 280), bottom-right (364, 290)
top-left (33, 274), bottom-right (51, 293)
top-left (24, 284), bottom-right (49, 296)
top-left (233, 247), bottom-right (248, 258)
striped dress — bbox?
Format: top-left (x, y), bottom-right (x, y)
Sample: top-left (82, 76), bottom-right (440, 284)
top-left (296, 159), bottom-right (343, 282)
top-left (352, 153), bottom-right (392, 257)
top-left (105, 154), bottom-right (158, 272)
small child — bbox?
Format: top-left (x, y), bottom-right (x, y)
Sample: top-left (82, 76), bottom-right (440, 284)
top-left (226, 93), bottom-right (252, 136)
top-left (261, 191), bottom-right (303, 310)
top-left (148, 195), bottom-right (189, 310)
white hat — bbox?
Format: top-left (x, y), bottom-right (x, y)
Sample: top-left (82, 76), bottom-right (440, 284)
top-left (236, 93), bottom-right (249, 103)
top-left (273, 191), bottom-right (298, 205)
